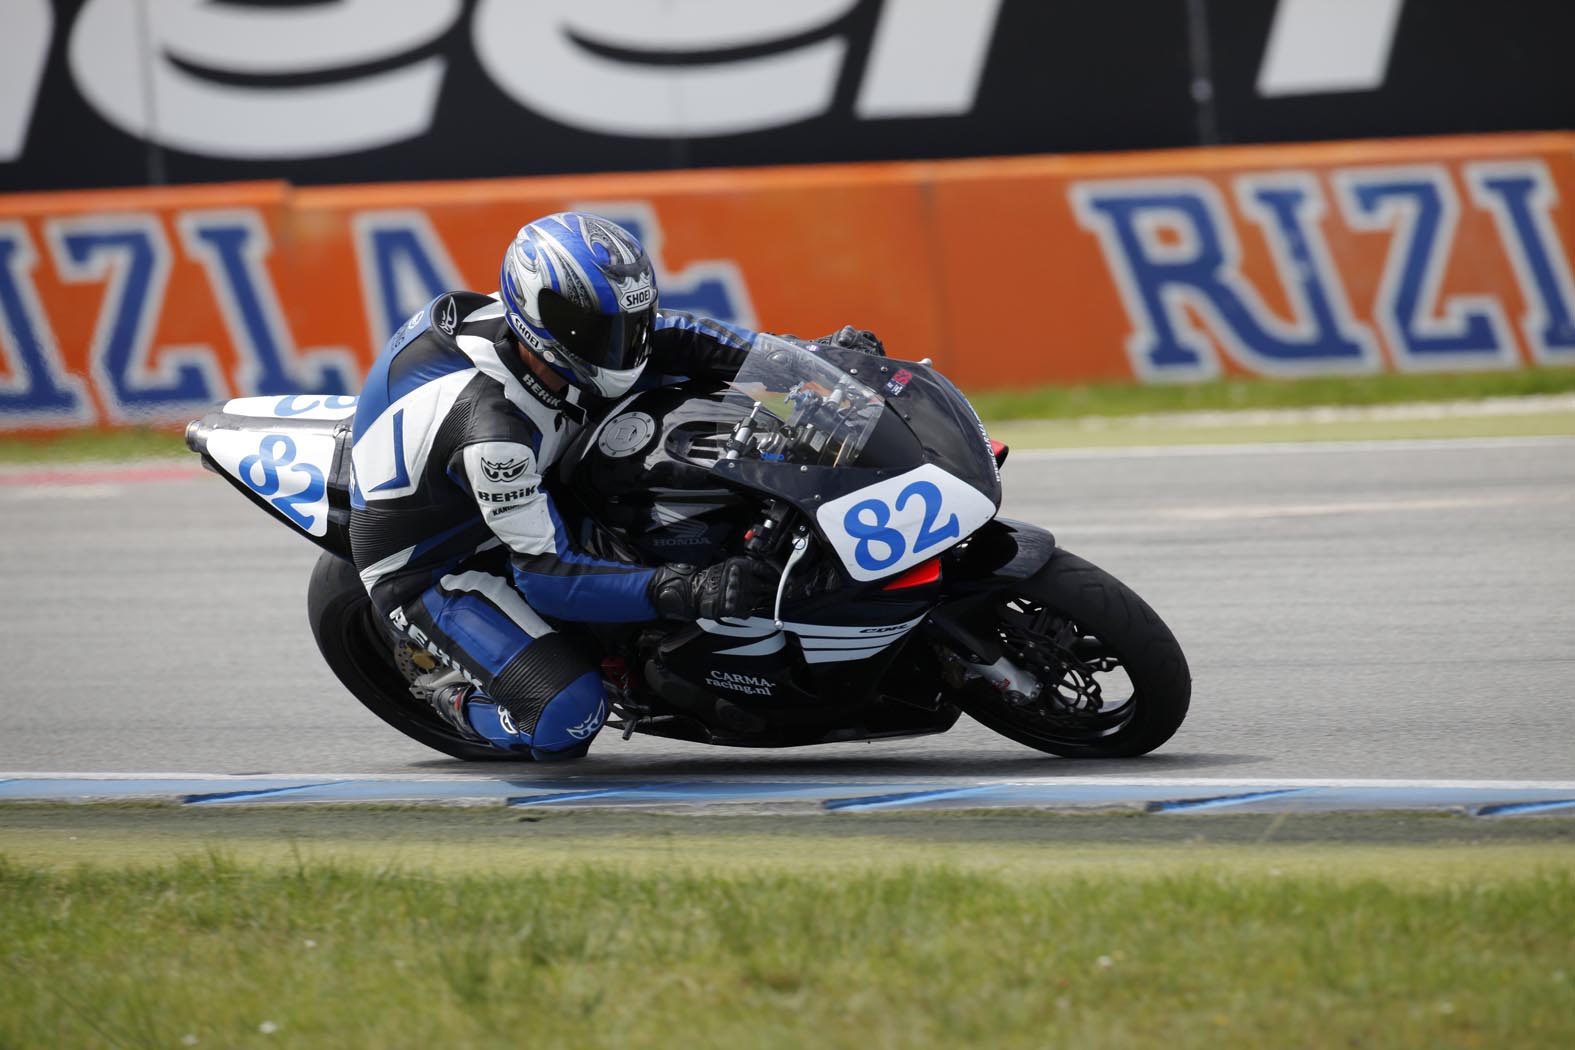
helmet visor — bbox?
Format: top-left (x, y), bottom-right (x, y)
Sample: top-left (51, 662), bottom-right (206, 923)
top-left (539, 289), bottom-right (655, 373)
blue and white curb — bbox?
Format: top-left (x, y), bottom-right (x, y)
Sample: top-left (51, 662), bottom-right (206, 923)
top-left (2, 774), bottom-right (1574, 815)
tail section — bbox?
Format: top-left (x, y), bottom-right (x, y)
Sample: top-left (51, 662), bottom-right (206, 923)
top-left (186, 394), bottom-right (357, 560)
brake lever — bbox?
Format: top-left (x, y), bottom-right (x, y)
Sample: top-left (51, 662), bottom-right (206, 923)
top-left (772, 530), bottom-right (812, 629)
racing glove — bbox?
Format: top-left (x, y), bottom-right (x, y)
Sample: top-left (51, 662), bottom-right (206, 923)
top-left (648, 556), bottom-right (780, 621)
top-left (814, 324), bottom-right (886, 357)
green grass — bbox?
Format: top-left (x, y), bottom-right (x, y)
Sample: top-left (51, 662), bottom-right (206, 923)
top-left (2, 808), bottom-right (1573, 1048)
top-left (965, 366), bottom-right (1575, 422)
top-left (987, 408), bottom-right (1575, 449)
top-left (0, 426), bottom-right (184, 464)
top-left (2, 857), bottom-right (1570, 1049)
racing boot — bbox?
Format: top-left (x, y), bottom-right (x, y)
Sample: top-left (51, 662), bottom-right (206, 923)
top-left (412, 668), bottom-right (486, 742)
top-left (429, 683), bottom-right (486, 742)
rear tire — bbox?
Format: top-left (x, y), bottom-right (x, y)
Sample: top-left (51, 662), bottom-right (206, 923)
top-left (957, 548), bottom-right (1190, 758)
top-left (306, 550), bottom-right (513, 762)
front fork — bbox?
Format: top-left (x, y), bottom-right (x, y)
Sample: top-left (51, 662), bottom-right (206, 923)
top-left (928, 517), bottom-right (1058, 705)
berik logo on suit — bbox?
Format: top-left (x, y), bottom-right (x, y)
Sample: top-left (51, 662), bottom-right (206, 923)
top-left (481, 457), bottom-right (528, 483)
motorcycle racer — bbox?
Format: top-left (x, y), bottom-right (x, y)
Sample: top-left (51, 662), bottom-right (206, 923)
top-left (347, 212), bottom-right (879, 760)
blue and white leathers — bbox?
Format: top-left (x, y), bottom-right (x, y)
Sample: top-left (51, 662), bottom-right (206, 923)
top-left (348, 290), bottom-right (756, 757)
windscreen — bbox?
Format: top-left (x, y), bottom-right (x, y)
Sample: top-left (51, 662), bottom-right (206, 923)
top-left (721, 335), bottom-right (885, 467)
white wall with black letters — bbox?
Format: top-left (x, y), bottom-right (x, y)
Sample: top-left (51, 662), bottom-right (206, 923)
top-left (2, 0), bottom-right (1570, 192)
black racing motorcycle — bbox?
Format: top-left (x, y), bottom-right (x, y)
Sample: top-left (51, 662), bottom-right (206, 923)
top-left (186, 335), bottom-right (1190, 761)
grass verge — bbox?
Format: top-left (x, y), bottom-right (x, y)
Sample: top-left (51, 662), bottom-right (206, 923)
top-left (4, 369), bottom-right (1575, 463)
top-left (965, 366), bottom-right (1575, 421)
top-left (0, 426), bottom-right (184, 464)
top-left (987, 408), bottom-right (1575, 449)
top-left (2, 806), bottom-right (1572, 1048)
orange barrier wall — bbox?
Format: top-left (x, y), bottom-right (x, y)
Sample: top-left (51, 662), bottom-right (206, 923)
top-left (3, 132), bottom-right (1573, 431)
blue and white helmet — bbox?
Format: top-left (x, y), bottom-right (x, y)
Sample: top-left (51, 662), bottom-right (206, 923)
top-left (499, 212), bottom-right (658, 398)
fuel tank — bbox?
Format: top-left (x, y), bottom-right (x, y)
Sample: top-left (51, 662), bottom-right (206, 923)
top-left (555, 383), bottom-right (754, 565)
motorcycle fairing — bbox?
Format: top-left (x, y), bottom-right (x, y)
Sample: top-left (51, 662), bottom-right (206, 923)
top-left (204, 428), bottom-right (338, 537)
top-left (220, 394), bottom-right (359, 423)
top-left (639, 592), bottom-right (959, 748)
top-left (715, 452), bottom-right (993, 587)
top-left (559, 345), bottom-right (1005, 584)
top-left (814, 463), bottom-right (998, 583)
top-left (186, 395), bottom-right (357, 557)
top-left (697, 610), bottom-right (928, 662)
top-left (705, 343), bottom-right (1005, 585)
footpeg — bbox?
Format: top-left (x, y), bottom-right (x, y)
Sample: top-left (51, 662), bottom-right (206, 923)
top-left (408, 665), bottom-right (469, 702)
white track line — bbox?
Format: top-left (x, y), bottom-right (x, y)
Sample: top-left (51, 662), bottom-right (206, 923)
top-left (1009, 435), bottom-right (1575, 460)
top-left (1156, 491), bottom-right (1575, 522)
top-left (5, 772), bottom-right (1573, 791)
top-left (1054, 393), bottom-right (1575, 428)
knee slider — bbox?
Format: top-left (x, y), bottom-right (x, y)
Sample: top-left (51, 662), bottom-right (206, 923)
top-left (489, 634), bottom-right (592, 736)
top-left (528, 671), bottom-right (608, 755)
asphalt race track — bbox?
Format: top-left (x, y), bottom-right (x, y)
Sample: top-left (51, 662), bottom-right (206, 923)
top-left (2, 437), bottom-right (1572, 794)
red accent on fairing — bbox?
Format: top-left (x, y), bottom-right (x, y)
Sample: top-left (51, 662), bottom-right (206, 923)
top-left (883, 558), bottom-right (942, 589)
top-left (989, 439), bottom-right (1009, 466)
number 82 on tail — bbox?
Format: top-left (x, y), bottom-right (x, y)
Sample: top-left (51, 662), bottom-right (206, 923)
top-left (205, 429), bottom-right (339, 538)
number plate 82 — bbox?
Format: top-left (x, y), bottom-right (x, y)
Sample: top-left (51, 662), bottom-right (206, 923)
top-left (815, 464), bottom-right (997, 582)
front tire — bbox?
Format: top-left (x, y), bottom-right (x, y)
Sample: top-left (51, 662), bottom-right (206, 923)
top-left (956, 548), bottom-right (1191, 758)
top-left (306, 550), bottom-right (512, 761)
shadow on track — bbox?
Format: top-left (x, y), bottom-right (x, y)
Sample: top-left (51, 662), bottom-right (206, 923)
top-left (395, 751), bottom-right (1270, 780)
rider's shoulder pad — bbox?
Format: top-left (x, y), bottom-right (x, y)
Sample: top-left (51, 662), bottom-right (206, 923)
top-left (388, 291), bottom-right (496, 355)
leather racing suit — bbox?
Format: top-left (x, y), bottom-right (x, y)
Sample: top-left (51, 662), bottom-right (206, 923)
top-left (348, 291), bottom-right (757, 757)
